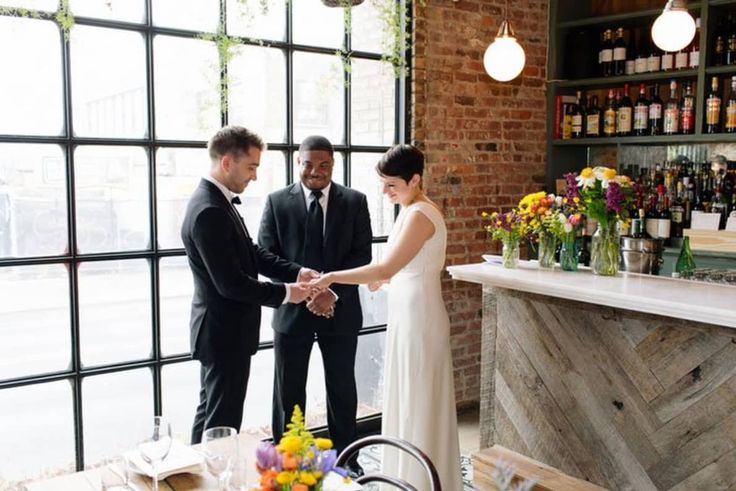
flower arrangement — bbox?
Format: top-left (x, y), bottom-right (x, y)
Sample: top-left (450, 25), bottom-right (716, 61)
top-left (253, 406), bottom-right (350, 491)
top-left (516, 191), bottom-right (568, 269)
top-left (482, 210), bottom-right (528, 268)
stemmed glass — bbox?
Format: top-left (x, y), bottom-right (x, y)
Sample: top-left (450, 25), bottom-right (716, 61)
top-left (201, 426), bottom-right (238, 491)
top-left (136, 416), bottom-right (172, 491)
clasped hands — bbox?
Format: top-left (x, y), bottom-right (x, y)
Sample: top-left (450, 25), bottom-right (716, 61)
top-left (288, 269), bottom-right (336, 318)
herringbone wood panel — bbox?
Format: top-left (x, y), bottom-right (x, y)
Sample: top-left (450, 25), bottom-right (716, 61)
top-left (479, 287), bottom-right (736, 490)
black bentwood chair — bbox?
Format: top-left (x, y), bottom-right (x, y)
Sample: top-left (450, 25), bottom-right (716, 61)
top-left (335, 435), bottom-right (442, 491)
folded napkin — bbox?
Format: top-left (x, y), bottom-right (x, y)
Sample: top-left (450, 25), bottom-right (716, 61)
top-left (126, 439), bottom-right (204, 479)
top-left (322, 471), bottom-right (363, 491)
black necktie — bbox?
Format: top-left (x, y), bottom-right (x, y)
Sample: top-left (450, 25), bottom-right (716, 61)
top-left (303, 190), bottom-right (324, 271)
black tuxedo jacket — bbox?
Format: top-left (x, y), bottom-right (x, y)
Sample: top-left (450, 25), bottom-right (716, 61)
top-left (258, 182), bottom-right (372, 335)
top-left (181, 179), bottom-right (301, 363)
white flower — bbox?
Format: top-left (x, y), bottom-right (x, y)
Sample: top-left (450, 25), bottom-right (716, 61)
top-left (558, 213), bottom-right (566, 223)
top-left (563, 222), bottom-right (573, 233)
top-left (555, 195), bottom-right (563, 207)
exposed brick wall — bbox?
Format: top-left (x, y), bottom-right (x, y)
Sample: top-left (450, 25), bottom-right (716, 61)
top-left (412, 0), bottom-right (549, 407)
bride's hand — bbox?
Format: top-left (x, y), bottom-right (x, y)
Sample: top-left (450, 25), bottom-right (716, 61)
top-left (308, 272), bottom-right (334, 291)
top-left (368, 280), bottom-right (388, 292)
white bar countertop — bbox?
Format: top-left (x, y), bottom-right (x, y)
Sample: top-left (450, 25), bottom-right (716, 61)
top-left (446, 258), bottom-right (736, 329)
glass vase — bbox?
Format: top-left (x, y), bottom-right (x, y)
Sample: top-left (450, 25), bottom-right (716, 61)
top-left (537, 234), bottom-right (558, 270)
top-left (501, 239), bottom-right (520, 268)
top-left (560, 232), bottom-right (578, 272)
top-left (590, 221), bottom-right (620, 276)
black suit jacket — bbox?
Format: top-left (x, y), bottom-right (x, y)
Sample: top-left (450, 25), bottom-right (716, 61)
top-left (258, 182), bottom-right (372, 335)
top-left (181, 179), bottom-right (302, 363)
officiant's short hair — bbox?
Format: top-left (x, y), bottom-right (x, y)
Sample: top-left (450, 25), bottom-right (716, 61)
top-left (299, 135), bottom-right (334, 157)
top-left (377, 144), bottom-right (424, 183)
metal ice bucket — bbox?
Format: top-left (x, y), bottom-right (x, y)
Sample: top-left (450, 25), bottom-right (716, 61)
top-left (620, 236), bottom-right (664, 275)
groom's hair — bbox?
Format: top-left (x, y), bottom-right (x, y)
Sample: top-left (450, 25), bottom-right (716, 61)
top-left (299, 135), bottom-right (334, 157)
top-left (377, 144), bottom-right (424, 183)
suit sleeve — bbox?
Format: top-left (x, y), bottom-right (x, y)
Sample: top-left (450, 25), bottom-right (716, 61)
top-left (192, 206), bottom-right (286, 308)
top-left (332, 194), bottom-right (373, 299)
top-left (256, 195), bottom-right (301, 282)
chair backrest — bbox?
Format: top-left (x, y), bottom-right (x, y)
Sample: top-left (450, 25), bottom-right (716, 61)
top-left (335, 435), bottom-right (442, 491)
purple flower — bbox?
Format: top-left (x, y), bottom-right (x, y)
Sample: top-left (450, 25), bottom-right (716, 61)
top-left (564, 172), bottom-right (580, 202)
top-left (255, 441), bottom-right (279, 469)
top-left (319, 449), bottom-right (337, 474)
top-left (605, 181), bottom-right (623, 214)
top-left (332, 465), bottom-right (349, 477)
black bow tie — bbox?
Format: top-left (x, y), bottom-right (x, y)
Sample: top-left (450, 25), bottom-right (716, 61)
top-left (231, 196), bottom-right (241, 205)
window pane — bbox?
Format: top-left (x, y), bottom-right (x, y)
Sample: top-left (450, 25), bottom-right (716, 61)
top-left (229, 46), bottom-right (286, 143)
top-left (74, 146), bottom-right (150, 254)
top-left (154, 35), bottom-right (220, 141)
top-left (359, 244), bottom-right (388, 328)
top-left (0, 143), bottom-right (67, 258)
top-left (293, 0), bottom-right (343, 49)
top-left (152, 0), bottom-right (219, 32)
top-left (351, 59), bottom-right (395, 146)
top-left (0, 17), bottom-right (63, 136)
top-left (242, 348), bottom-right (276, 434)
top-left (82, 369), bottom-right (153, 466)
top-left (350, 153), bottom-right (394, 236)
top-left (78, 259), bottom-right (152, 367)
top-left (292, 151), bottom-right (345, 186)
top-left (162, 361), bottom-right (199, 442)
top-left (71, 26), bottom-right (148, 138)
top-left (70, 0), bottom-right (146, 24)
top-left (0, 265), bottom-right (70, 381)
top-left (156, 147), bottom-right (209, 250)
top-left (0, 381), bottom-right (75, 482)
top-left (351, 1), bottom-right (383, 53)
top-left (226, 0), bottom-right (285, 41)
top-left (293, 52), bottom-right (345, 144)
top-left (160, 256), bottom-right (193, 357)
top-left (356, 331), bottom-right (385, 417)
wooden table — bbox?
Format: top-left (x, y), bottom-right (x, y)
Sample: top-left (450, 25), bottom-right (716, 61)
top-left (26, 431), bottom-right (265, 491)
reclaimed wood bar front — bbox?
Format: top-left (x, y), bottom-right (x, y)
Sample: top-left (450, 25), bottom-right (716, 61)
top-left (448, 261), bottom-right (736, 490)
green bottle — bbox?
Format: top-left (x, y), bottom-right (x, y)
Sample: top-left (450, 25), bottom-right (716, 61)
top-left (673, 236), bottom-right (696, 279)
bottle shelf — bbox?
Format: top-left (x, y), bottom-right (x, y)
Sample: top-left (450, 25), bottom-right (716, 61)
top-left (705, 65), bottom-right (736, 76)
top-left (557, 3), bottom-right (702, 30)
top-left (554, 70), bottom-right (699, 89)
top-left (552, 133), bottom-right (736, 146)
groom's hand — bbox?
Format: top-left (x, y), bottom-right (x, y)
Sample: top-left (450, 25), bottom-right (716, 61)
top-left (286, 283), bottom-right (311, 304)
top-left (307, 290), bottom-right (336, 318)
top-left (297, 267), bottom-right (320, 283)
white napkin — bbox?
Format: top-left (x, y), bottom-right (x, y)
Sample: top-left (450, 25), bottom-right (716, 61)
top-left (125, 439), bottom-right (204, 479)
top-left (322, 471), bottom-right (363, 491)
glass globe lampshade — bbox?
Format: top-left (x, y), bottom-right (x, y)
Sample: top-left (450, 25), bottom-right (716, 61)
top-left (651, 0), bottom-right (696, 52)
top-left (483, 20), bottom-right (526, 82)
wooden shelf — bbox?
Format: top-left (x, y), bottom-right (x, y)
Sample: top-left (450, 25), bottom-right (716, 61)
top-left (557, 3), bottom-right (701, 29)
top-left (552, 133), bottom-right (736, 146)
top-left (554, 70), bottom-right (698, 88)
top-left (705, 65), bottom-right (736, 76)
top-left (709, 0), bottom-right (736, 6)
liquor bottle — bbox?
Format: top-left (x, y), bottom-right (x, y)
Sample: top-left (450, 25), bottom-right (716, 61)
top-left (636, 31), bottom-right (649, 74)
top-left (706, 76), bottom-right (722, 134)
top-left (647, 39), bottom-right (661, 73)
top-left (571, 90), bottom-right (585, 138)
top-left (613, 27), bottom-right (627, 76)
top-left (714, 34), bottom-right (726, 66)
top-left (586, 95), bottom-right (601, 137)
top-left (634, 83), bottom-right (649, 136)
top-left (601, 29), bottom-right (613, 77)
top-left (671, 182), bottom-right (685, 238)
top-left (673, 236), bottom-right (696, 278)
top-left (689, 18), bottom-right (701, 69)
top-left (726, 76), bottom-right (736, 133)
top-left (562, 101), bottom-right (573, 140)
top-left (617, 84), bottom-right (633, 136)
top-left (728, 32), bottom-right (736, 65)
top-left (649, 84), bottom-right (663, 135)
top-left (680, 82), bottom-right (695, 134)
top-left (603, 89), bottom-right (617, 137)
top-left (664, 80), bottom-right (680, 135)
top-left (713, 186), bottom-right (728, 229)
top-left (625, 31), bottom-right (636, 75)
top-left (675, 42), bottom-right (689, 70)
top-left (661, 49), bottom-right (674, 71)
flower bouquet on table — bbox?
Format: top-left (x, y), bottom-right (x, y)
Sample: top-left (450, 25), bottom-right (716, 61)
top-left (574, 166), bottom-right (634, 276)
top-left (557, 173), bottom-right (584, 271)
top-left (252, 406), bottom-right (359, 491)
top-left (516, 191), bottom-right (565, 270)
top-left (482, 209), bottom-right (528, 268)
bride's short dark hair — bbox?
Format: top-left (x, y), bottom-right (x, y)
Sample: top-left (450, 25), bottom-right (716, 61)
top-left (376, 144), bottom-right (424, 183)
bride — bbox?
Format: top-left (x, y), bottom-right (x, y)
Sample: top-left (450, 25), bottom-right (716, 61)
top-left (309, 144), bottom-right (463, 490)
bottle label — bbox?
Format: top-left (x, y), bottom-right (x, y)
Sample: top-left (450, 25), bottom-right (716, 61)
top-left (727, 103), bottom-right (736, 129)
top-left (671, 208), bottom-right (684, 223)
top-left (586, 115), bottom-right (600, 135)
top-left (625, 60), bottom-right (636, 75)
top-left (675, 51), bottom-right (689, 69)
top-left (634, 105), bottom-right (648, 130)
top-left (614, 47), bottom-right (626, 61)
top-left (601, 49), bottom-right (613, 62)
top-left (647, 55), bottom-right (661, 72)
top-left (562, 115), bottom-right (572, 139)
top-left (689, 50), bottom-right (700, 68)
top-left (617, 107), bottom-right (632, 132)
top-left (681, 108), bottom-right (694, 131)
top-left (649, 102), bottom-right (662, 119)
top-left (572, 115), bottom-right (583, 133)
top-left (604, 109), bottom-right (616, 134)
top-left (707, 97), bottom-right (722, 125)
top-left (661, 53), bottom-right (674, 70)
top-left (635, 58), bottom-right (648, 73)
top-left (664, 108), bottom-right (679, 133)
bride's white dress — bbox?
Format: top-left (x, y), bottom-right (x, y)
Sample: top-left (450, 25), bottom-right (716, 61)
top-left (381, 201), bottom-right (463, 491)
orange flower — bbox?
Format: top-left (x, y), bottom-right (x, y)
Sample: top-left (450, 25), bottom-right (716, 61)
top-left (259, 469), bottom-right (278, 487)
top-left (282, 452), bottom-right (298, 470)
top-left (293, 485), bottom-right (309, 491)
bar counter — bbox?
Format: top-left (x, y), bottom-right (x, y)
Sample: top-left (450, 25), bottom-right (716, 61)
top-left (448, 260), bottom-right (736, 490)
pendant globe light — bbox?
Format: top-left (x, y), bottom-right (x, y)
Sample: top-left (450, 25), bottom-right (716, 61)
top-left (651, 0), bottom-right (696, 52)
top-left (483, 2), bottom-right (526, 82)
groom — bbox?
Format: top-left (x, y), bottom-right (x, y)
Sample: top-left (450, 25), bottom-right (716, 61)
top-left (258, 135), bottom-right (372, 472)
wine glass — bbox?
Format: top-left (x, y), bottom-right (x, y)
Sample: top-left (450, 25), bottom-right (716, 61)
top-left (201, 426), bottom-right (238, 491)
top-left (136, 416), bottom-right (172, 491)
